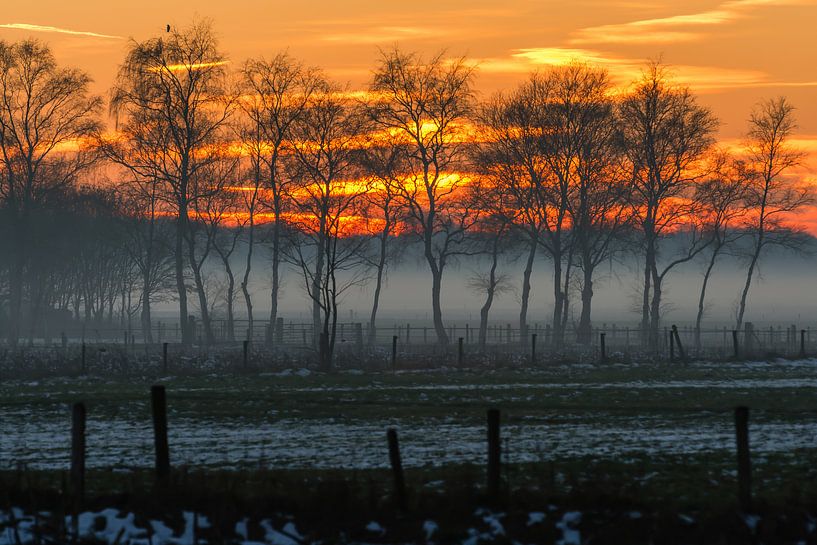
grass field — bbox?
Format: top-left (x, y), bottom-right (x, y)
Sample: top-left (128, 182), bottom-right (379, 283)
top-left (3, 358), bottom-right (817, 543)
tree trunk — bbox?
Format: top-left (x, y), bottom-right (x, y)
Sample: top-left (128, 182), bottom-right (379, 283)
top-left (737, 243), bottom-right (762, 330)
top-left (224, 259), bottom-right (236, 342)
top-left (312, 228), bottom-right (326, 348)
top-left (519, 236), bottom-right (537, 349)
top-left (429, 264), bottom-right (448, 346)
top-left (649, 262), bottom-right (661, 351)
top-left (241, 212), bottom-right (255, 340)
top-left (641, 239), bottom-right (654, 348)
top-left (268, 208), bottom-right (281, 344)
top-left (141, 283), bottom-right (153, 344)
top-left (189, 262), bottom-right (214, 344)
top-left (577, 265), bottom-right (593, 345)
top-left (551, 252), bottom-right (563, 349)
top-left (369, 232), bottom-right (388, 346)
top-left (561, 245), bottom-right (574, 341)
top-left (695, 248), bottom-right (719, 351)
top-left (478, 246), bottom-right (499, 351)
top-left (175, 205), bottom-right (191, 346)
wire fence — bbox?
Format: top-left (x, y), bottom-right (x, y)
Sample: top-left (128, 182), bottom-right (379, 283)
top-left (1, 318), bottom-right (814, 375)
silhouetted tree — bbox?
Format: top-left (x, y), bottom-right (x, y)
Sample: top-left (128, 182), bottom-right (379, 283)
top-left (185, 157), bottom-right (238, 344)
top-left (619, 63), bottom-right (718, 350)
top-left (0, 39), bottom-right (101, 347)
top-left (369, 48), bottom-right (477, 346)
top-left (467, 177), bottom-right (512, 350)
top-left (360, 144), bottom-right (406, 346)
top-left (286, 84), bottom-right (369, 368)
top-left (211, 187), bottom-right (246, 342)
top-left (555, 66), bottom-right (631, 345)
top-left (107, 20), bottom-right (234, 346)
top-left (119, 177), bottom-right (176, 343)
top-left (239, 53), bottom-right (323, 345)
top-left (736, 97), bottom-right (811, 329)
top-left (476, 91), bottom-right (548, 348)
top-left (693, 152), bottom-right (749, 349)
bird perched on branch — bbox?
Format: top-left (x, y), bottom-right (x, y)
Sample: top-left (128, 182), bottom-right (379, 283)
top-left (166, 24), bottom-right (171, 33)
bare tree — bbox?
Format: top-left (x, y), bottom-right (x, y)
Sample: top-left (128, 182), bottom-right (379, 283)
top-left (693, 152), bottom-right (748, 349)
top-left (466, 177), bottom-right (514, 350)
top-left (185, 157), bottom-right (237, 344)
top-left (239, 53), bottom-right (323, 345)
top-left (211, 187), bottom-right (246, 342)
top-left (106, 20), bottom-right (234, 346)
top-left (0, 39), bottom-right (101, 347)
top-left (736, 97), bottom-right (811, 329)
top-left (286, 84), bottom-right (369, 368)
top-left (619, 63), bottom-right (718, 349)
top-left (476, 92), bottom-right (548, 348)
top-left (369, 48), bottom-right (477, 346)
top-left (119, 176), bottom-right (176, 343)
top-left (564, 70), bottom-right (631, 345)
top-left (360, 144), bottom-right (406, 346)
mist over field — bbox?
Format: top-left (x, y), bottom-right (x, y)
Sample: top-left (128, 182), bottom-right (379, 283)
top-left (150, 235), bottom-right (816, 327)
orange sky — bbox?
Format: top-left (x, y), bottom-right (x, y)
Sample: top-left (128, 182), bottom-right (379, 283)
top-left (2, 0), bottom-right (816, 222)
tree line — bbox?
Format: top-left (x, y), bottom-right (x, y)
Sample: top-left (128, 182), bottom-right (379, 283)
top-left (0, 21), bottom-right (811, 367)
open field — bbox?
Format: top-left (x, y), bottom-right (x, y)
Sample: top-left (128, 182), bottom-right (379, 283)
top-left (3, 358), bottom-right (817, 470)
top-left (4, 358), bottom-right (817, 543)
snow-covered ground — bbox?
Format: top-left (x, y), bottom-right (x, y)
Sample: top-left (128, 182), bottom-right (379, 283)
top-left (2, 359), bottom-right (817, 470)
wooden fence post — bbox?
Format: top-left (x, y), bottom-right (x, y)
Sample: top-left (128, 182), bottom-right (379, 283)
top-left (734, 406), bottom-right (752, 511)
top-left (458, 337), bottom-right (464, 367)
top-left (669, 328), bottom-right (675, 362)
top-left (151, 385), bottom-right (170, 484)
top-left (599, 333), bottom-right (606, 364)
top-left (162, 342), bottom-right (168, 374)
top-left (672, 325), bottom-right (686, 362)
top-left (242, 340), bottom-right (249, 368)
top-left (386, 428), bottom-right (407, 511)
top-left (487, 408), bottom-right (501, 501)
top-left (392, 335), bottom-right (398, 370)
top-left (70, 402), bottom-right (86, 502)
top-left (80, 343), bottom-right (86, 375)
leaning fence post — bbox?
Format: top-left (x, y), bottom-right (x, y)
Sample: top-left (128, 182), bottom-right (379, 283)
top-left (151, 385), bottom-right (170, 485)
top-left (487, 408), bottom-right (501, 501)
top-left (599, 332), bottom-right (606, 363)
top-left (458, 337), bottom-right (464, 367)
top-left (70, 402), bottom-right (86, 502)
top-left (732, 330), bottom-right (739, 360)
top-left (672, 325), bottom-right (686, 362)
top-left (800, 329), bottom-right (806, 358)
top-left (734, 406), bottom-right (752, 511)
top-left (386, 428), bottom-right (407, 511)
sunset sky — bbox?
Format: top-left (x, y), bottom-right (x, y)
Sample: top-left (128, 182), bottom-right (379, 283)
top-left (2, 1), bottom-right (816, 204)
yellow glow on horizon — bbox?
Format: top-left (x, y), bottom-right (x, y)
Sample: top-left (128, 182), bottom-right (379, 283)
top-left (150, 60), bottom-right (229, 73)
